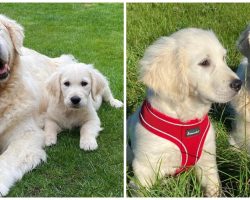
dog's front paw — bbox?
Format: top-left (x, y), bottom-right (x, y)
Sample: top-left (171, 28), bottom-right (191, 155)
top-left (0, 183), bottom-right (9, 197)
top-left (80, 137), bottom-right (98, 151)
top-left (110, 99), bottom-right (123, 108)
top-left (204, 185), bottom-right (221, 197)
top-left (45, 134), bottom-right (57, 146)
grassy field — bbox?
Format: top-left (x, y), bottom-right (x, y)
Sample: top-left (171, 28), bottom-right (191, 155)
top-left (127, 3), bottom-right (250, 197)
top-left (0, 3), bottom-right (123, 197)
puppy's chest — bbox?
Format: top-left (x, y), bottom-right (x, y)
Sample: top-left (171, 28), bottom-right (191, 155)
top-left (138, 101), bottom-right (210, 173)
top-left (50, 108), bottom-right (88, 129)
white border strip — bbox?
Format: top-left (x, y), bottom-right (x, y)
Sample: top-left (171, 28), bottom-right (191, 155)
top-left (2, 0), bottom-right (250, 2)
top-left (123, 1), bottom-right (127, 198)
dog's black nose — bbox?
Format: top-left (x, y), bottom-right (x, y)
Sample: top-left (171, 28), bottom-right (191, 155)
top-left (230, 79), bottom-right (242, 92)
top-left (70, 96), bottom-right (81, 105)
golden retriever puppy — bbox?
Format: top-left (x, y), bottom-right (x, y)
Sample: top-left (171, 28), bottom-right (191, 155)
top-left (230, 25), bottom-right (250, 152)
top-left (127, 28), bottom-right (242, 197)
top-left (43, 63), bottom-right (123, 150)
top-left (0, 15), bottom-right (75, 196)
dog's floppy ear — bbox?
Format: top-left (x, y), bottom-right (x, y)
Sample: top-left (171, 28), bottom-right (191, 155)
top-left (237, 25), bottom-right (250, 59)
top-left (89, 65), bottom-right (107, 101)
top-left (46, 71), bottom-right (61, 104)
top-left (0, 15), bottom-right (24, 55)
top-left (139, 37), bottom-right (189, 102)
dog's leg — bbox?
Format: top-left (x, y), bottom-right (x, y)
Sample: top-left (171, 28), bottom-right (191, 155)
top-left (103, 86), bottom-right (123, 108)
top-left (44, 119), bottom-right (60, 146)
top-left (80, 117), bottom-right (102, 151)
top-left (195, 127), bottom-right (221, 197)
top-left (131, 158), bottom-right (157, 188)
top-left (230, 117), bottom-right (250, 153)
top-left (0, 128), bottom-right (46, 196)
top-left (195, 153), bottom-right (220, 197)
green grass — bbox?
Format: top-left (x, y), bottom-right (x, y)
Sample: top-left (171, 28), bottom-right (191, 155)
top-left (127, 3), bottom-right (250, 197)
top-left (0, 3), bottom-right (123, 197)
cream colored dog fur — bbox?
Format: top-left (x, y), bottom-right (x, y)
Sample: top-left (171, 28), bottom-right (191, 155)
top-left (127, 28), bottom-right (241, 197)
top-left (43, 63), bottom-right (123, 150)
top-left (230, 24), bottom-right (250, 153)
top-left (0, 15), bottom-right (75, 196)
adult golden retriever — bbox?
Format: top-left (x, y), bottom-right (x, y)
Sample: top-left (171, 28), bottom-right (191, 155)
top-left (0, 15), bottom-right (74, 196)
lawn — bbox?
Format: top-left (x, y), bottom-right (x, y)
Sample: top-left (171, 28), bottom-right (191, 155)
top-left (127, 3), bottom-right (250, 197)
top-left (0, 3), bottom-right (124, 197)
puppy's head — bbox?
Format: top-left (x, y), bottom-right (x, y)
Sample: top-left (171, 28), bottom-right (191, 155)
top-left (0, 15), bottom-right (24, 83)
top-left (140, 28), bottom-right (241, 104)
top-left (46, 63), bottom-right (106, 109)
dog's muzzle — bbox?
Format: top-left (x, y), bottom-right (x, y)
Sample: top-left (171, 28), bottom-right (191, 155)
top-left (69, 96), bottom-right (82, 109)
top-left (0, 59), bottom-right (10, 81)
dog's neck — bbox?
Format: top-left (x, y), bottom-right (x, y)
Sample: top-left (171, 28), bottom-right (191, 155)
top-left (0, 55), bottom-right (32, 117)
top-left (147, 89), bottom-right (211, 122)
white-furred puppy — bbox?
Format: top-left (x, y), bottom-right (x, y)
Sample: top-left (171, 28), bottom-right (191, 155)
top-left (42, 63), bottom-right (123, 150)
top-left (0, 15), bottom-right (76, 196)
top-left (127, 28), bottom-right (241, 197)
top-left (230, 24), bottom-right (250, 153)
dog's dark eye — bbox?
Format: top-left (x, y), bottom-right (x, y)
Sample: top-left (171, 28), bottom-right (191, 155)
top-left (199, 59), bottom-right (210, 67)
top-left (64, 81), bottom-right (70, 87)
top-left (81, 81), bottom-right (88, 87)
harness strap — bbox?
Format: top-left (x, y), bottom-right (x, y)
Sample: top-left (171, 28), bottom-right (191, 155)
top-left (139, 100), bottom-right (210, 174)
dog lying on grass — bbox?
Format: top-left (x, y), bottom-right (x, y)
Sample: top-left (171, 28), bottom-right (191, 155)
top-left (41, 63), bottom-right (123, 150)
top-left (0, 14), bottom-right (76, 196)
top-left (127, 28), bottom-right (241, 197)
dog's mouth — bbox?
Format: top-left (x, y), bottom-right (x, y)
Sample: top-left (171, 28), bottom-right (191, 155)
top-left (71, 105), bottom-right (80, 109)
top-left (69, 104), bottom-right (82, 109)
top-left (0, 59), bottom-right (10, 81)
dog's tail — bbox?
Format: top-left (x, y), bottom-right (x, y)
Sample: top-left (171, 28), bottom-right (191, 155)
top-left (53, 54), bottom-right (78, 66)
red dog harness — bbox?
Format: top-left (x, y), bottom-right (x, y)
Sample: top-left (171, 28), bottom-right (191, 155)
top-left (139, 100), bottom-right (210, 174)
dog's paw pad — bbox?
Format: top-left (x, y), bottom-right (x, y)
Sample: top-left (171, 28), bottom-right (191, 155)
top-left (80, 138), bottom-right (98, 151)
top-left (45, 135), bottom-right (57, 146)
top-left (110, 99), bottom-right (123, 108)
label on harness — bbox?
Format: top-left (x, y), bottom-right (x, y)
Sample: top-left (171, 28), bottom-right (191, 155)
top-left (186, 128), bottom-right (200, 137)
